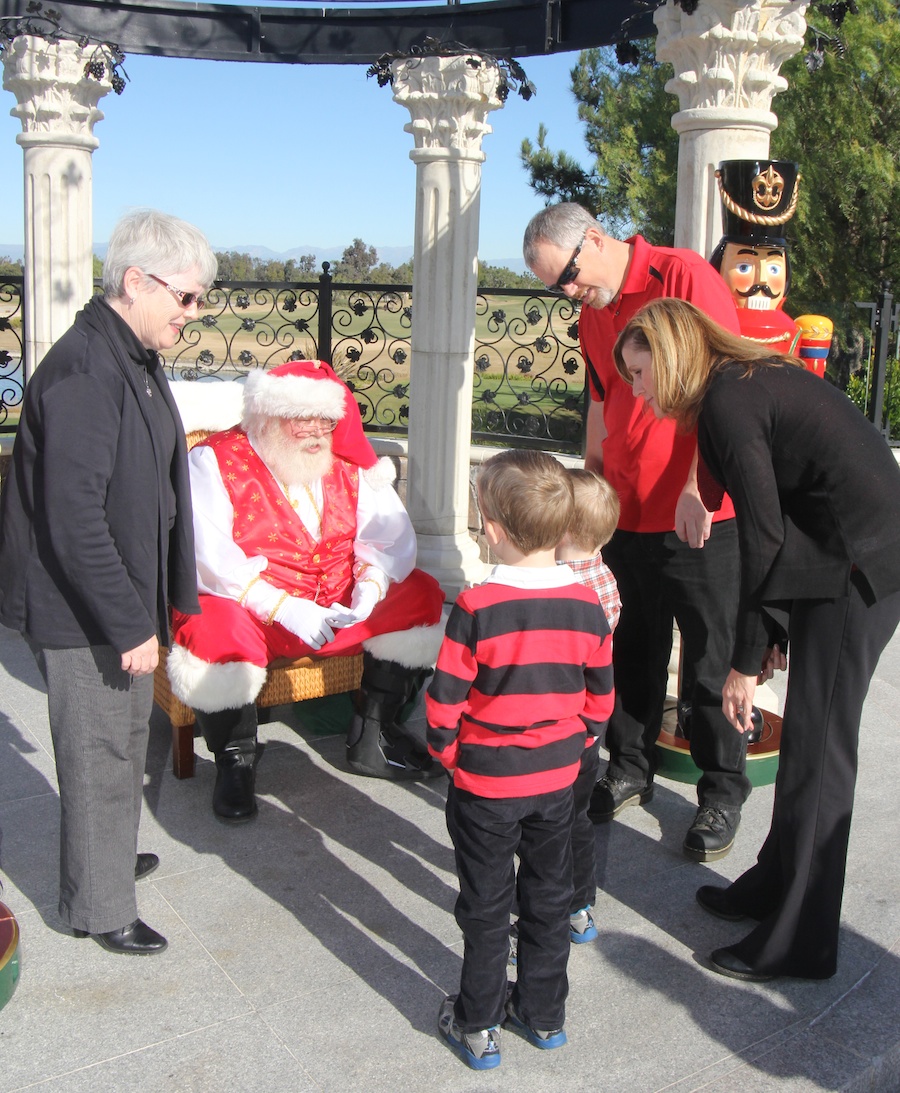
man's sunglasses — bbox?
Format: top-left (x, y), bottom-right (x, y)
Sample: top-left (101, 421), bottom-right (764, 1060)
top-left (148, 273), bottom-right (206, 310)
top-left (548, 232), bottom-right (587, 293)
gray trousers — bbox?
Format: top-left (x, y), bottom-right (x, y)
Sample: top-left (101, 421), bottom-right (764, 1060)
top-left (30, 642), bottom-right (153, 934)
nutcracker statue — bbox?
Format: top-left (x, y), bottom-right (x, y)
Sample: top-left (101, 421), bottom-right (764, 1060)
top-left (710, 159), bottom-right (832, 376)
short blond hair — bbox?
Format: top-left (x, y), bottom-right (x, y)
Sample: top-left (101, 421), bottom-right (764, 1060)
top-left (566, 468), bottom-right (620, 552)
top-left (477, 449), bottom-right (573, 555)
top-left (612, 298), bottom-right (799, 430)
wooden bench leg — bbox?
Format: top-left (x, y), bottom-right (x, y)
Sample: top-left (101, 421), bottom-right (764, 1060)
top-left (172, 722), bottom-right (196, 779)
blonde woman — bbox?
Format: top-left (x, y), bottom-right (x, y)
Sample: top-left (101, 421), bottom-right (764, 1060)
top-left (613, 297), bottom-right (900, 982)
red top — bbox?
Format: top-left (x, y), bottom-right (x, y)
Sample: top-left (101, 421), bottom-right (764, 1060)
top-left (580, 236), bottom-right (739, 532)
top-left (426, 572), bottom-right (614, 799)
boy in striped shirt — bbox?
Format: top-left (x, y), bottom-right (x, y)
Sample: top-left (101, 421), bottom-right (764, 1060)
top-left (427, 450), bottom-right (614, 1070)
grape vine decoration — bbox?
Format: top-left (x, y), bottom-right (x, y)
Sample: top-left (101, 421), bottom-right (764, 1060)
top-left (1, 2), bottom-right (130, 95)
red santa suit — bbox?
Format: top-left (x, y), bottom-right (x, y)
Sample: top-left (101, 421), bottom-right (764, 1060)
top-left (167, 362), bottom-right (445, 716)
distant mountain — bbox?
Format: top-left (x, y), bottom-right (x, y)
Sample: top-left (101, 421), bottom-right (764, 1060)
top-left (0, 242), bottom-right (526, 274)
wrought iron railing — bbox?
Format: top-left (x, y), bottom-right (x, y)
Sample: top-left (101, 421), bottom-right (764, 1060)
top-left (0, 274), bottom-right (24, 432)
top-left (159, 265), bottom-right (587, 454)
top-left (1, 268), bottom-right (588, 451)
top-left (471, 289), bottom-right (585, 451)
top-left (8, 268), bottom-right (897, 450)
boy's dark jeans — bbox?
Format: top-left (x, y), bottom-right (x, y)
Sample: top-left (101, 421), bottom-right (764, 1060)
top-left (447, 782), bottom-right (574, 1033)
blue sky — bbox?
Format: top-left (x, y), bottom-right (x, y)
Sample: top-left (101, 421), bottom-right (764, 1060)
top-left (0, 47), bottom-right (596, 266)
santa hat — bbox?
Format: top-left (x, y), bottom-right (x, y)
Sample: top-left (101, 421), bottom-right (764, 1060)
top-left (242, 359), bottom-right (381, 473)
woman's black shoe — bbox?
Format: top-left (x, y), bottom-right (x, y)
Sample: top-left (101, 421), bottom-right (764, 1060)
top-left (135, 853), bottom-right (159, 880)
top-left (696, 884), bottom-right (750, 921)
top-left (710, 946), bottom-right (775, 982)
top-left (73, 918), bottom-right (168, 955)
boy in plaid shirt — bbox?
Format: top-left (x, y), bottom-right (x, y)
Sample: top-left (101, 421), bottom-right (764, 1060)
top-left (557, 468), bottom-right (621, 632)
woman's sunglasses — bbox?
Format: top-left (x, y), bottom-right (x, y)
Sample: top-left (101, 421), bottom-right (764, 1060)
top-left (148, 273), bottom-right (206, 310)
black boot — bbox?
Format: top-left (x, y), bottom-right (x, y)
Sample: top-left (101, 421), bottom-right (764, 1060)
top-left (195, 705), bottom-right (260, 823)
top-left (346, 655), bottom-right (442, 781)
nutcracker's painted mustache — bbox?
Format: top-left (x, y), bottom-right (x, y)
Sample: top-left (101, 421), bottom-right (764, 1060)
top-left (737, 284), bottom-right (779, 299)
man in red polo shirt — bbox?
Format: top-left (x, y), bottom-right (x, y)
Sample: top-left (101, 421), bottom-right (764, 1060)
top-left (523, 203), bottom-right (747, 861)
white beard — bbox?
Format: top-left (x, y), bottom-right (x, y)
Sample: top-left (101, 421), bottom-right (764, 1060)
top-left (250, 420), bottom-right (335, 486)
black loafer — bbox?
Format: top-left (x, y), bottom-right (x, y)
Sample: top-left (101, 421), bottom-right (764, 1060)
top-left (710, 946), bottom-right (775, 982)
top-left (696, 884), bottom-right (751, 921)
top-left (135, 853), bottom-right (159, 881)
top-left (74, 918), bottom-right (168, 955)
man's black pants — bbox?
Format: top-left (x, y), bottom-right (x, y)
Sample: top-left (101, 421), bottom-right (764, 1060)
top-left (603, 519), bottom-right (750, 808)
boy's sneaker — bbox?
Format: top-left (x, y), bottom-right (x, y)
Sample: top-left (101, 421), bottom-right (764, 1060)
top-left (570, 906), bottom-right (598, 944)
top-left (438, 996), bottom-right (501, 1070)
top-left (505, 999), bottom-right (567, 1050)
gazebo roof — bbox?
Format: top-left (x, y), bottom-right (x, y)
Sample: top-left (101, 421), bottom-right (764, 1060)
top-left (0, 0), bottom-right (656, 65)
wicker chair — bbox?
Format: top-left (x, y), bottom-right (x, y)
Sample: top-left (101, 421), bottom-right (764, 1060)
top-left (155, 407), bottom-right (364, 778)
top-left (154, 646), bottom-right (362, 778)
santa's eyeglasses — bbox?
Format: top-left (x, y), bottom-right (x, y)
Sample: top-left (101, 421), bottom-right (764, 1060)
top-left (290, 417), bottom-right (339, 436)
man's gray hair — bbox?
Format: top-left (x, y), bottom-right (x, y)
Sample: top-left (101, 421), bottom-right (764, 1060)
top-left (102, 208), bottom-right (218, 299)
top-left (523, 203), bottom-right (601, 268)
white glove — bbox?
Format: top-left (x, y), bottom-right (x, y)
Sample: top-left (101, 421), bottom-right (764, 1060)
top-left (275, 598), bottom-right (351, 650)
top-left (347, 578), bottom-right (385, 624)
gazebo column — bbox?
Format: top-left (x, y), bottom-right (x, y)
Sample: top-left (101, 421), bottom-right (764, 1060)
top-left (392, 55), bottom-right (504, 600)
top-left (2, 35), bottom-right (112, 378)
top-left (654, 0), bottom-right (808, 257)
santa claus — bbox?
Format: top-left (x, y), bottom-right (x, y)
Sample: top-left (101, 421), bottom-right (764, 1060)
top-left (167, 360), bottom-right (446, 822)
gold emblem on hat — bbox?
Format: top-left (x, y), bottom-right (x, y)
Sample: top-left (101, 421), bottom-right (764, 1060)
top-left (752, 166), bottom-right (785, 211)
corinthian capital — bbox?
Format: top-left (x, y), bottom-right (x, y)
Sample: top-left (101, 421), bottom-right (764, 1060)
top-left (654, 0), bottom-right (809, 114)
top-left (2, 35), bottom-right (111, 147)
top-left (391, 54), bottom-right (505, 160)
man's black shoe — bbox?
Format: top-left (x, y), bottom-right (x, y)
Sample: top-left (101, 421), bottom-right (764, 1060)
top-left (683, 805), bottom-right (741, 862)
top-left (588, 776), bottom-right (654, 823)
top-left (696, 884), bottom-right (751, 922)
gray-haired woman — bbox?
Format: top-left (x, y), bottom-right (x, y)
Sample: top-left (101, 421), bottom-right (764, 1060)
top-left (0, 209), bottom-right (216, 954)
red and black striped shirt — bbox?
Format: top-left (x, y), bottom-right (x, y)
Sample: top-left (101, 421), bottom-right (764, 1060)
top-left (426, 565), bottom-right (614, 798)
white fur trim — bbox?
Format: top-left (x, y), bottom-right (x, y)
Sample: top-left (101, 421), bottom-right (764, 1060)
top-left (363, 622), bottom-right (447, 669)
top-left (242, 369), bottom-right (346, 424)
top-left (167, 645), bottom-right (268, 712)
top-left (362, 455), bottom-right (398, 490)
top-left (170, 380), bottom-right (244, 433)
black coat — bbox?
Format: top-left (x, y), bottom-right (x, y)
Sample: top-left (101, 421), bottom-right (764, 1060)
top-left (697, 360), bottom-right (900, 674)
top-left (0, 296), bottom-right (199, 654)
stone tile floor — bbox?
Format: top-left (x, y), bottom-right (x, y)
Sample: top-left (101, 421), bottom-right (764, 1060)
top-left (0, 622), bottom-right (898, 1092)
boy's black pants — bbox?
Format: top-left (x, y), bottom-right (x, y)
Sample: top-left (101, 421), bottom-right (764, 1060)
top-left (446, 782), bottom-right (574, 1034)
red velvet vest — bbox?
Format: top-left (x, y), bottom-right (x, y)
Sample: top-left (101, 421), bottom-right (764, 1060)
top-left (202, 428), bottom-right (359, 606)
